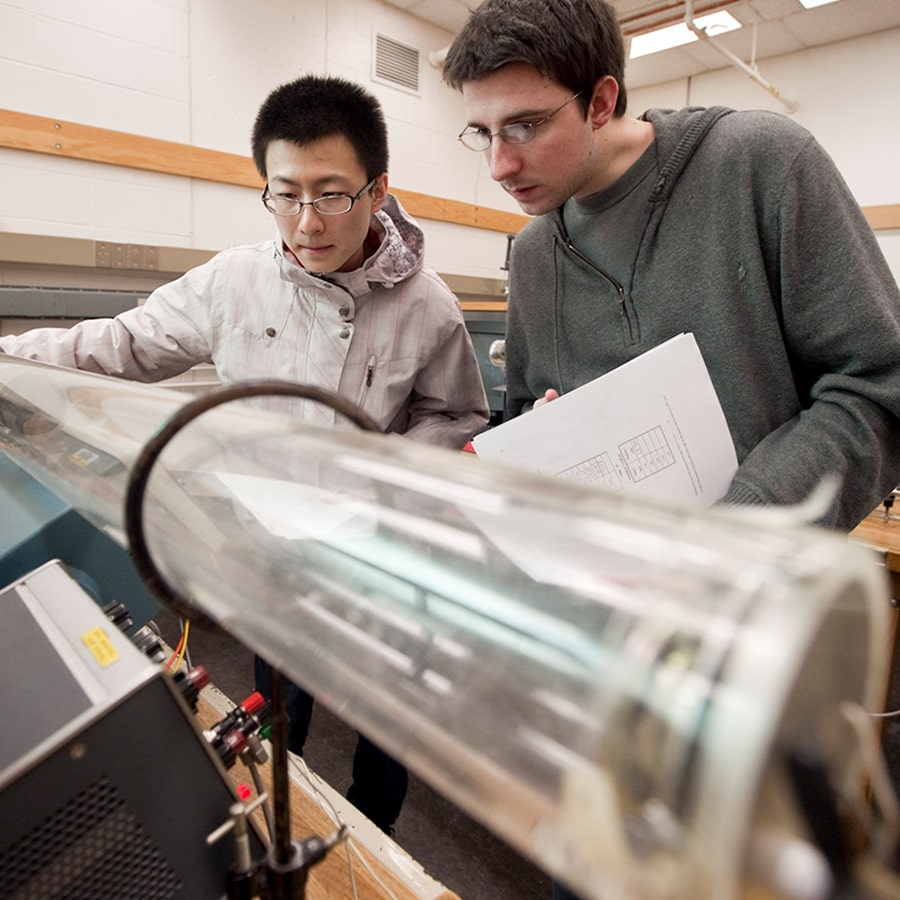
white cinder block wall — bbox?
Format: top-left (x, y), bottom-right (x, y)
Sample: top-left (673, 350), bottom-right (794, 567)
top-left (0, 0), bottom-right (897, 281)
top-left (0, 0), bottom-right (519, 278)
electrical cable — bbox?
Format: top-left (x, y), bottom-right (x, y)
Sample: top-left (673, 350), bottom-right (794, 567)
top-left (164, 626), bottom-right (185, 670)
top-left (181, 616), bottom-right (194, 671)
top-left (287, 753), bottom-right (409, 900)
top-left (346, 840), bottom-right (401, 900)
top-left (124, 379), bottom-right (381, 626)
top-left (244, 756), bottom-right (277, 843)
top-left (165, 618), bottom-right (191, 672)
top-left (287, 755), bottom-right (359, 900)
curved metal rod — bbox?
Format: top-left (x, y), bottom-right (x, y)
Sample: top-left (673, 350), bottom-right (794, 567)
top-left (124, 380), bottom-right (381, 629)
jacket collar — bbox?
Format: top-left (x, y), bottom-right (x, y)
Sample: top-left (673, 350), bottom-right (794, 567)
top-left (273, 193), bottom-right (425, 298)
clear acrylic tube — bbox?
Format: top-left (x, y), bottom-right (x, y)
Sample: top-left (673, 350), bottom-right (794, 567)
top-left (0, 354), bottom-right (890, 899)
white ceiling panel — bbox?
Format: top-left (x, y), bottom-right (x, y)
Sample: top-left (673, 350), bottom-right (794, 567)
top-left (380, 0), bottom-right (900, 89)
top-left (627, 49), bottom-right (710, 87)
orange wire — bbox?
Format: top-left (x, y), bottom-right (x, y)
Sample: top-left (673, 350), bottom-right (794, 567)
top-left (164, 619), bottom-right (190, 671)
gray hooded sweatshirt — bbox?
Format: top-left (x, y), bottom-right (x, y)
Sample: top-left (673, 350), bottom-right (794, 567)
top-left (505, 106), bottom-right (900, 530)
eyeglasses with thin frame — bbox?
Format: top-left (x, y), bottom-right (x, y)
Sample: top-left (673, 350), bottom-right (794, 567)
top-left (458, 93), bottom-right (583, 152)
top-left (261, 177), bottom-right (378, 216)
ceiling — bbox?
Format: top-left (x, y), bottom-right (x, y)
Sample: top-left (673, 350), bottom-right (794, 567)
top-left (381, 0), bottom-right (900, 89)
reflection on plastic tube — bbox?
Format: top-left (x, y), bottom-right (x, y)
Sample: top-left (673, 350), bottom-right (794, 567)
top-left (0, 354), bottom-right (891, 900)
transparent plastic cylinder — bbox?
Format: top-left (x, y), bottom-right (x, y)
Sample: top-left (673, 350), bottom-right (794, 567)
top-left (0, 355), bottom-right (890, 899)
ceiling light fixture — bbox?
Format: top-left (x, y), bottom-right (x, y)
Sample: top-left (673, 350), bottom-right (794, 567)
top-left (798, 0), bottom-right (841, 8)
top-left (629, 10), bottom-right (742, 59)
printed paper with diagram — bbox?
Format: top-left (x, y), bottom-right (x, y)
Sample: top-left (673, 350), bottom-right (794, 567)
top-left (472, 333), bottom-right (738, 506)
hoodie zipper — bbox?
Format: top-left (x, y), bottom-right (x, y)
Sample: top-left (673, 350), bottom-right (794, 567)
top-left (562, 238), bottom-right (635, 344)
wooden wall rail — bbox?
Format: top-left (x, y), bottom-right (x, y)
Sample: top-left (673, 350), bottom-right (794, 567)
top-left (0, 109), bottom-right (530, 236)
top-left (1, 109), bottom-right (897, 232)
top-left (865, 204), bottom-right (900, 231)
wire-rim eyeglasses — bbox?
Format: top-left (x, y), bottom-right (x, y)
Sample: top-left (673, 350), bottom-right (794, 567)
top-left (261, 177), bottom-right (378, 216)
top-left (457, 93), bottom-right (582, 152)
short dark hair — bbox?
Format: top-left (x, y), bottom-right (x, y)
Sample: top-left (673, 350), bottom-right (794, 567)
top-left (442, 0), bottom-right (627, 118)
top-left (251, 75), bottom-right (389, 179)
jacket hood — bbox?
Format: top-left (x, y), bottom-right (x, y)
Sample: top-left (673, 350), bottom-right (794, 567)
top-left (641, 106), bottom-right (733, 203)
top-left (273, 193), bottom-right (425, 298)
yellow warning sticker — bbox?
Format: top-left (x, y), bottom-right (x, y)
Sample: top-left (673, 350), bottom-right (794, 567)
top-left (81, 628), bottom-right (120, 668)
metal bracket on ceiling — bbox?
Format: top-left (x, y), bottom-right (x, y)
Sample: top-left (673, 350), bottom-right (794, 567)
top-left (684, 0), bottom-right (799, 113)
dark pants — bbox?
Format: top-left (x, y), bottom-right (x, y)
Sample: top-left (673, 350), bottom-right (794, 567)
top-left (552, 883), bottom-right (581, 900)
top-left (253, 655), bottom-right (408, 834)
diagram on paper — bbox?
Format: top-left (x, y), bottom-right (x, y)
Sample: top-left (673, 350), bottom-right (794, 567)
top-left (559, 450), bottom-right (622, 490)
top-left (618, 426), bottom-right (676, 482)
top-left (559, 426), bottom-right (675, 489)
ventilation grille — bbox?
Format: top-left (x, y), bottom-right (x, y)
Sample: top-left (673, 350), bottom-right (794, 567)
top-left (373, 33), bottom-right (420, 92)
top-left (2, 777), bottom-right (182, 899)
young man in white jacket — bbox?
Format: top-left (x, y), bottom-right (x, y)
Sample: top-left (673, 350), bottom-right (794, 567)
top-left (0, 74), bottom-right (489, 834)
top-left (1, 76), bottom-right (487, 445)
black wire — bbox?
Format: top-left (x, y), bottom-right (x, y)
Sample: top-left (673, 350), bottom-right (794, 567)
top-left (124, 379), bottom-right (381, 628)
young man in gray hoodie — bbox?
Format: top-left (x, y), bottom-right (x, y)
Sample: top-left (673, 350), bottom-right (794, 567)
top-left (443, 0), bottom-right (900, 533)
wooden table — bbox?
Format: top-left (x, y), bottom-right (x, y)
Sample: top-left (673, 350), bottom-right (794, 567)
top-left (850, 505), bottom-right (900, 725)
top-left (850, 505), bottom-right (900, 603)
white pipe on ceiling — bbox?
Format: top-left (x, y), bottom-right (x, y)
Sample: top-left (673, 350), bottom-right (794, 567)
top-left (684, 0), bottom-right (798, 113)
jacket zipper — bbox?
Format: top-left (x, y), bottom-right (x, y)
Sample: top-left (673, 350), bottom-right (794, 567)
top-left (357, 356), bottom-right (376, 406)
top-left (563, 239), bottom-right (634, 343)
